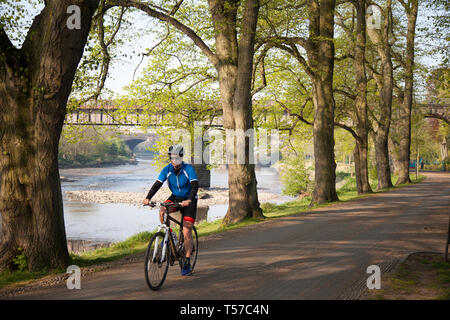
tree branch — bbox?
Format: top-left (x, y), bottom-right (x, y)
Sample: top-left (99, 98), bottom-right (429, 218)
top-left (269, 40), bottom-right (315, 78)
top-left (397, 0), bottom-right (410, 13)
top-left (251, 45), bottom-right (271, 96)
top-left (0, 26), bottom-right (16, 55)
top-left (108, 0), bottom-right (218, 66)
top-left (169, 0), bottom-right (184, 15)
top-left (275, 99), bottom-right (313, 126)
top-left (334, 89), bottom-right (356, 100)
top-left (132, 23), bottom-right (171, 82)
top-left (334, 122), bottom-right (363, 144)
top-left (176, 75), bottom-right (217, 97)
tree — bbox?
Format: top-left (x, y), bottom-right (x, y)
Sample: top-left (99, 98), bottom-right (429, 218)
top-left (366, 0), bottom-right (394, 190)
top-left (107, 0), bottom-right (264, 224)
top-left (334, 0), bottom-right (372, 194)
top-left (0, 0), bottom-right (99, 271)
top-left (262, 0), bottom-right (339, 205)
top-left (392, 0), bottom-right (419, 185)
top-left (306, 0), bottom-right (339, 204)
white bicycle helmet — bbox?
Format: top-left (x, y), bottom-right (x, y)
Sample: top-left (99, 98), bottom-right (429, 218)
top-left (168, 144), bottom-right (184, 158)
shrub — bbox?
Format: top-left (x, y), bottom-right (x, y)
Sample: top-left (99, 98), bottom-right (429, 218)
top-left (12, 248), bottom-right (28, 272)
top-left (279, 155), bottom-right (313, 197)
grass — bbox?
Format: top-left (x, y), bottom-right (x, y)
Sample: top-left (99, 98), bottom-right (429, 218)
top-left (364, 252), bottom-right (450, 300)
top-left (431, 259), bottom-right (450, 300)
top-left (71, 231), bottom-right (156, 267)
top-left (389, 265), bottom-right (419, 293)
top-left (0, 269), bottom-right (60, 289)
top-left (0, 174), bottom-right (427, 290)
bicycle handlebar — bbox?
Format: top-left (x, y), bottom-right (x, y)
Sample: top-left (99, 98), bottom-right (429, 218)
top-left (143, 201), bottom-right (183, 209)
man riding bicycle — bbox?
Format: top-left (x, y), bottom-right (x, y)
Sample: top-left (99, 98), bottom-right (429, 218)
top-left (143, 144), bottom-right (198, 276)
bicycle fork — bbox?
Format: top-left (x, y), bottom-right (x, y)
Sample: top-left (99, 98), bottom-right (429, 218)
top-left (154, 224), bottom-right (175, 263)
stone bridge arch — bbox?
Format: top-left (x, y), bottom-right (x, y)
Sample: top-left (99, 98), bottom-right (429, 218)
top-left (123, 138), bottom-right (146, 151)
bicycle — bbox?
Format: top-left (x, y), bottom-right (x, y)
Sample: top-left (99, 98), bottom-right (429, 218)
top-left (143, 201), bottom-right (199, 290)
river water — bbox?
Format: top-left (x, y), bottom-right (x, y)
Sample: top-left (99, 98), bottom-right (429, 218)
top-left (60, 156), bottom-right (289, 243)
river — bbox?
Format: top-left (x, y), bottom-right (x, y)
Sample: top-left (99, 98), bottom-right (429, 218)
top-left (60, 156), bottom-right (290, 243)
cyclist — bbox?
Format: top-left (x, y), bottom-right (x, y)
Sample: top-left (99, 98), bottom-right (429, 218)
top-left (143, 144), bottom-right (198, 276)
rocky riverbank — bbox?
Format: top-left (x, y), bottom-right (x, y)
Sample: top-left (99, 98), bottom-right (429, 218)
top-left (67, 239), bottom-right (113, 254)
top-left (64, 187), bottom-right (281, 207)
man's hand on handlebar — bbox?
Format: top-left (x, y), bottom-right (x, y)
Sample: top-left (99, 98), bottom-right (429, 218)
top-left (142, 199), bottom-right (156, 207)
top-left (181, 199), bottom-right (191, 207)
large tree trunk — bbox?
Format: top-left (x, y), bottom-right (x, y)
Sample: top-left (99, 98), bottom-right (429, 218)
top-left (374, 128), bottom-right (393, 189)
top-left (308, 0), bottom-right (339, 205)
top-left (216, 0), bottom-right (264, 224)
top-left (353, 0), bottom-right (372, 194)
top-left (310, 78), bottom-right (338, 203)
top-left (209, 0), bottom-right (263, 224)
top-left (0, 0), bottom-right (99, 272)
top-left (367, 1), bottom-right (394, 190)
top-left (396, 0), bottom-right (418, 185)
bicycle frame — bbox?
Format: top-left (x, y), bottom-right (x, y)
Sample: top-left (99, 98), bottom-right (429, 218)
top-left (144, 201), bottom-right (198, 290)
top-left (153, 204), bottom-right (184, 265)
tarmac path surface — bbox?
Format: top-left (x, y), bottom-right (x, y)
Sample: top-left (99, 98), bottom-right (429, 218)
top-left (2, 172), bottom-right (449, 300)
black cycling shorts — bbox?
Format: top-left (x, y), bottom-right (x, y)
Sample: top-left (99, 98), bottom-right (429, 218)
top-left (165, 194), bottom-right (197, 224)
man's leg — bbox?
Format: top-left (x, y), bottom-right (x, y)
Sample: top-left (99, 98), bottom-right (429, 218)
top-left (180, 198), bottom-right (196, 275)
top-left (159, 207), bottom-right (165, 224)
top-left (182, 220), bottom-right (194, 259)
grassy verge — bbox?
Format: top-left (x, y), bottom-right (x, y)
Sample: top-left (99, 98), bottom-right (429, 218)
top-left (362, 252), bottom-right (450, 300)
top-left (0, 174), bottom-right (426, 290)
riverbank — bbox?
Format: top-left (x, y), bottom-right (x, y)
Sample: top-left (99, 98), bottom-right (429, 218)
top-left (64, 187), bottom-right (281, 208)
top-left (59, 155), bottom-right (137, 169)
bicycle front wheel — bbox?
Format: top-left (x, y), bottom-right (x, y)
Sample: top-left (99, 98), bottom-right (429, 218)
top-left (144, 232), bottom-right (170, 290)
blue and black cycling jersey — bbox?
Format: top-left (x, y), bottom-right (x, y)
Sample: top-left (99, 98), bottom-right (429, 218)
top-left (157, 162), bottom-right (198, 199)
top-left (146, 162), bottom-right (198, 201)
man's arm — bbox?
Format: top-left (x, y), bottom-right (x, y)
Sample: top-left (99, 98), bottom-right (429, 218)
top-left (188, 180), bottom-right (199, 201)
top-left (146, 180), bottom-right (163, 200)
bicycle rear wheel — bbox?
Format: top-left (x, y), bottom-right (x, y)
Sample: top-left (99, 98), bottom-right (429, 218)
top-left (145, 232), bottom-right (170, 290)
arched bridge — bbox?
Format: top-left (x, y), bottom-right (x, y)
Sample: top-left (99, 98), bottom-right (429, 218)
top-left (118, 133), bottom-right (158, 151)
top-left (418, 104), bottom-right (450, 124)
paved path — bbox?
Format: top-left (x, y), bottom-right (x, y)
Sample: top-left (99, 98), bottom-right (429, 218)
top-left (3, 172), bottom-right (449, 300)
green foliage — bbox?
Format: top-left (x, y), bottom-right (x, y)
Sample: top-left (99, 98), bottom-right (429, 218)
top-left (0, 268), bottom-right (52, 289)
top-left (260, 202), bottom-right (278, 213)
top-left (12, 248), bottom-right (27, 272)
top-left (334, 129), bottom-right (355, 164)
top-left (58, 126), bottom-right (134, 168)
top-left (411, 114), bottom-right (449, 164)
top-left (279, 155), bottom-right (313, 197)
top-left (369, 164), bottom-right (378, 181)
top-left (70, 5), bottom-right (140, 102)
top-left (121, 27), bottom-right (220, 169)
